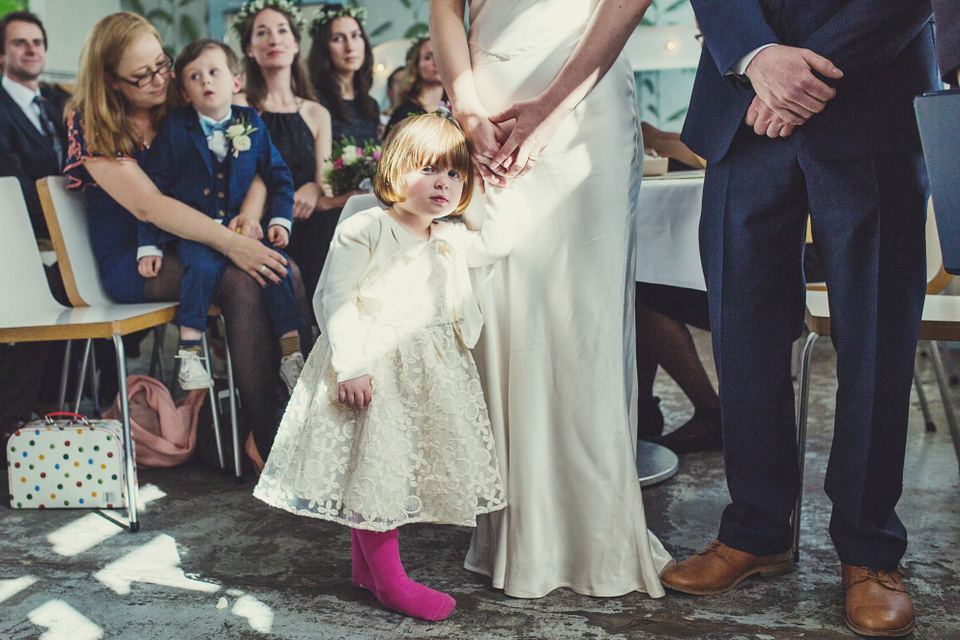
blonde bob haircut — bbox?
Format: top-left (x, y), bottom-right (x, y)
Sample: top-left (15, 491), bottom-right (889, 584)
top-left (374, 113), bottom-right (474, 215)
top-left (66, 12), bottom-right (178, 158)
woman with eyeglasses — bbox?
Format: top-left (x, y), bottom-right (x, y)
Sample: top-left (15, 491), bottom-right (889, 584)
top-left (64, 12), bottom-right (305, 473)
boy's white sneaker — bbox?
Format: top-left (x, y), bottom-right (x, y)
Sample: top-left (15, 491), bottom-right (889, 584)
top-left (279, 352), bottom-right (305, 395)
top-left (176, 349), bottom-right (213, 390)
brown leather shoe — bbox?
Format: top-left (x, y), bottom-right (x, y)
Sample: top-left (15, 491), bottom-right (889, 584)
top-left (660, 540), bottom-right (794, 595)
top-left (842, 564), bottom-right (915, 637)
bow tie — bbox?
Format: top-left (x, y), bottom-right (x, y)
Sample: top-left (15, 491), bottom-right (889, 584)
top-left (199, 118), bottom-right (229, 138)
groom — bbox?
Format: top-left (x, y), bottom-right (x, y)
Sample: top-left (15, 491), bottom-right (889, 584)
top-left (661, 1), bottom-right (937, 637)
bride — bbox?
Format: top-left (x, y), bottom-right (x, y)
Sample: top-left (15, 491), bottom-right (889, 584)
top-left (430, 0), bottom-right (672, 598)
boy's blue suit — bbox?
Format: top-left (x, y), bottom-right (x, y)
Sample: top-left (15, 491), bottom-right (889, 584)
top-left (680, 1), bottom-right (937, 571)
top-left (141, 105), bottom-right (303, 335)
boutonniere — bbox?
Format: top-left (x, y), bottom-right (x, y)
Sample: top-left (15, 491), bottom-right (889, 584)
top-left (225, 115), bottom-right (257, 158)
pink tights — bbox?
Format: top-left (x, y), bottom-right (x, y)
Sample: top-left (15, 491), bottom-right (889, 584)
top-left (351, 528), bottom-right (456, 621)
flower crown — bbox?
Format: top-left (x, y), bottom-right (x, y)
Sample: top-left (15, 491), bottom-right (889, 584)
top-left (433, 102), bottom-right (458, 126)
top-left (310, 4), bottom-right (366, 35)
top-left (231, 0), bottom-right (306, 40)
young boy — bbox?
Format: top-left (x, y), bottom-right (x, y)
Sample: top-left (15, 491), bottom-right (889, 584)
top-left (138, 39), bottom-right (305, 394)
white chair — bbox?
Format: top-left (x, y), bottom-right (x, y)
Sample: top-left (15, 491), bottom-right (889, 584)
top-left (36, 176), bottom-right (242, 479)
top-left (0, 176), bottom-right (182, 531)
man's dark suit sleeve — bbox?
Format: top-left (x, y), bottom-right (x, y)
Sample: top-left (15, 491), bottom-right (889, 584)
top-left (0, 109), bottom-right (46, 233)
top-left (689, 0), bottom-right (779, 75)
top-left (799, 1), bottom-right (933, 78)
top-left (933, 0), bottom-right (960, 83)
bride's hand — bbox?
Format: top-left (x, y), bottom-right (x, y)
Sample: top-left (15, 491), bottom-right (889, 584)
top-left (489, 94), bottom-right (568, 179)
top-left (456, 109), bottom-right (509, 190)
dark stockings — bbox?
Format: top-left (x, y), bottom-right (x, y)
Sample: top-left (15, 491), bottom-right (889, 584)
top-left (143, 255), bottom-right (308, 458)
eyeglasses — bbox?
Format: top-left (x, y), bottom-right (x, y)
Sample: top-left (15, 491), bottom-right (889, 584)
top-left (112, 56), bottom-right (172, 89)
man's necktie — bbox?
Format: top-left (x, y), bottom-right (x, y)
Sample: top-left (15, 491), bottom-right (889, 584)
top-left (34, 95), bottom-right (63, 170)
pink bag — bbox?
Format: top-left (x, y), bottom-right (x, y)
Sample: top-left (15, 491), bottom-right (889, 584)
top-left (103, 375), bottom-right (206, 468)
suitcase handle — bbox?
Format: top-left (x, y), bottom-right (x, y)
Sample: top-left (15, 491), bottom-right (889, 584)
top-left (44, 411), bottom-right (90, 425)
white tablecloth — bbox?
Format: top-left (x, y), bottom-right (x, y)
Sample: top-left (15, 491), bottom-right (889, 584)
top-left (340, 171), bottom-right (707, 291)
top-left (634, 171), bottom-right (706, 291)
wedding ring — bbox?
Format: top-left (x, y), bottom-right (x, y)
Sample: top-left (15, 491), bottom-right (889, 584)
top-left (258, 265), bottom-right (267, 274)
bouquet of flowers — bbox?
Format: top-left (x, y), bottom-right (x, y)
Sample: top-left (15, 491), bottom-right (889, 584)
top-left (325, 136), bottom-right (381, 196)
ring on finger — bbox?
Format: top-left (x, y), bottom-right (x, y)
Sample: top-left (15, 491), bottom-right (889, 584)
top-left (258, 265), bottom-right (267, 274)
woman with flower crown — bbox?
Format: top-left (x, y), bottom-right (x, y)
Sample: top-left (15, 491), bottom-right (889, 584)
top-left (430, 0), bottom-right (673, 598)
top-left (232, 0), bottom-right (352, 326)
top-left (63, 11), bottom-right (305, 472)
top-left (306, 4), bottom-right (380, 151)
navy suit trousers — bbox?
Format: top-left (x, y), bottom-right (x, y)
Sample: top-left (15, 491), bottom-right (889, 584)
top-left (699, 127), bottom-right (929, 570)
top-left (176, 238), bottom-right (304, 338)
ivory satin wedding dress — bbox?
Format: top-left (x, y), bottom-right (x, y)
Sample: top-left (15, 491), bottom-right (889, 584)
top-left (460, 0), bottom-right (672, 598)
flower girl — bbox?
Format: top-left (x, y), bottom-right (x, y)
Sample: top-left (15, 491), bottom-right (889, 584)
top-left (254, 113), bottom-right (512, 621)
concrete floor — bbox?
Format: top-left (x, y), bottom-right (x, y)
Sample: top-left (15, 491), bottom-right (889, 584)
top-left (2, 326), bottom-right (960, 640)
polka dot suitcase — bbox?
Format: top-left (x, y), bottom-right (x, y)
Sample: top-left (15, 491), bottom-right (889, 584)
top-left (6, 412), bottom-right (129, 509)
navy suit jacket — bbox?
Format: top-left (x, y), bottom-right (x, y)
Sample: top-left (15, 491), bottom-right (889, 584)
top-left (681, 0), bottom-right (937, 163)
top-left (0, 83), bottom-right (66, 237)
top-left (139, 105), bottom-right (294, 250)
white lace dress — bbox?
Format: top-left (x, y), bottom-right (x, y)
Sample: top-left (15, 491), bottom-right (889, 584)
top-left (254, 209), bottom-right (507, 530)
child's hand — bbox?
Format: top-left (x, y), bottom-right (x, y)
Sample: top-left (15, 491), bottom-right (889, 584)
top-left (138, 255), bottom-right (162, 278)
top-left (338, 374), bottom-right (372, 409)
top-left (229, 215), bottom-right (263, 240)
top-left (268, 225), bottom-right (289, 248)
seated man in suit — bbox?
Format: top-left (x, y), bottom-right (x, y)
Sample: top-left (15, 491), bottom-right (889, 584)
top-left (0, 11), bottom-right (70, 431)
top-left (0, 10), bottom-right (66, 239)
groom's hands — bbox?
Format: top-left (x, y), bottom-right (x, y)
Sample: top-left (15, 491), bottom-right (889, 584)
top-left (743, 45), bottom-right (843, 138)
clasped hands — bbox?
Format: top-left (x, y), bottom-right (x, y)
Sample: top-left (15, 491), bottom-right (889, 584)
top-left (459, 94), bottom-right (567, 190)
top-left (743, 45), bottom-right (844, 138)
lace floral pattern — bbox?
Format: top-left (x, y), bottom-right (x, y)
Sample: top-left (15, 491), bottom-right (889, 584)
top-left (254, 241), bottom-right (506, 530)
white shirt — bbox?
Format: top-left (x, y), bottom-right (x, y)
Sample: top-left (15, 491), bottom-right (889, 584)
top-left (2, 75), bottom-right (44, 134)
top-left (729, 44), bottom-right (779, 78)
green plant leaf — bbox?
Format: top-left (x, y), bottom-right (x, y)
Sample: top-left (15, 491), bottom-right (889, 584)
top-left (403, 22), bottom-right (429, 39)
top-left (666, 107), bottom-right (688, 122)
top-left (399, 0), bottom-right (412, 7)
top-left (642, 78), bottom-right (656, 93)
top-left (178, 0), bottom-right (192, 7)
top-left (122, 0), bottom-right (146, 15)
top-left (665, 0), bottom-right (688, 12)
top-left (369, 21), bottom-right (392, 38)
top-left (180, 15), bottom-right (200, 42)
top-left (640, 17), bottom-right (655, 26)
top-left (146, 8), bottom-right (173, 25)
top-left (646, 105), bottom-right (659, 117)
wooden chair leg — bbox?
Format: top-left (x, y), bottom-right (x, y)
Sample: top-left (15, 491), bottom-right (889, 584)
top-left (792, 331), bottom-right (819, 563)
